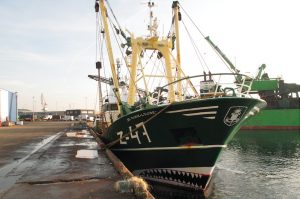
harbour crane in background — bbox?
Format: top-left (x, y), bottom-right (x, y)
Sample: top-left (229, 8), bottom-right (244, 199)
top-left (205, 37), bottom-right (299, 108)
top-left (41, 93), bottom-right (48, 112)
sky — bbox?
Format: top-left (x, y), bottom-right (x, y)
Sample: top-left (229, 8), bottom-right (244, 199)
top-left (0, 0), bottom-right (299, 112)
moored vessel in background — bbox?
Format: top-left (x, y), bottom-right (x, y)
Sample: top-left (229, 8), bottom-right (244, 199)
top-left (241, 64), bottom-right (300, 130)
top-left (93, 0), bottom-right (266, 191)
top-left (204, 38), bottom-right (299, 131)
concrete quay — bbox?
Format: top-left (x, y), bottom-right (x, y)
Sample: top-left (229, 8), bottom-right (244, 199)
top-left (0, 122), bottom-right (134, 199)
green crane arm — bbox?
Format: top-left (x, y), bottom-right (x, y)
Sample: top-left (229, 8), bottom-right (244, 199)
top-left (205, 36), bottom-right (242, 83)
top-left (255, 64), bottom-right (266, 80)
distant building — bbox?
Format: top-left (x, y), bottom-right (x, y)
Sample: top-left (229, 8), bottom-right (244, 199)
top-left (0, 88), bottom-right (17, 123)
top-left (18, 109), bottom-right (32, 116)
top-left (18, 110), bottom-right (66, 120)
top-left (66, 109), bottom-right (95, 117)
top-left (46, 111), bottom-right (65, 116)
top-left (18, 109), bottom-right (32, 121)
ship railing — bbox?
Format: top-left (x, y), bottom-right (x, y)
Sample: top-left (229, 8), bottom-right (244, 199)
top-left (151, 73), bottom-right (254, 105)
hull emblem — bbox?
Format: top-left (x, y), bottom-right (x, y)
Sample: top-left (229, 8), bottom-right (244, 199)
top-left (224, 106), bottom-right (247, 126)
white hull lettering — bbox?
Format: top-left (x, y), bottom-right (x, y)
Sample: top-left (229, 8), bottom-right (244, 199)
top-left (118, 122), bottom-right (151, 145)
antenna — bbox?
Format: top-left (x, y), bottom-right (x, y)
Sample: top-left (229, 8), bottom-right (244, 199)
top-left (116, 58), bottom-right (122, 81)
top-left (146, 1), bottom-right (158, 37)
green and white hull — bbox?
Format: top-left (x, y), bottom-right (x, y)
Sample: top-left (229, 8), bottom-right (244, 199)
top-left (101, 97), bottom-right (266, 190)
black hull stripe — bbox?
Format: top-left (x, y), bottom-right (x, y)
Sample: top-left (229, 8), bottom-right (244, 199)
top-left (113, 148), bottom-right (223, 170)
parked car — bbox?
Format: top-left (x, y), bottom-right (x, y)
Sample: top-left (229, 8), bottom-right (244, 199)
top-left (63, 115), bottom-right (74, 121)
top-left (52, 115), bottom-right (62, 121)
top-left (43, 115), bottom-right (52, 120)
top-left (19, 114), bottom-right (33, 121)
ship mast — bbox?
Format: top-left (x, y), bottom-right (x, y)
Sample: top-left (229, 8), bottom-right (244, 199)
top-left (127, 1), bottom-right (176, 105)
top-left (147, 1), bottom-right (158, 37)
top-left (97, 0), bottom-right (122, 113)
top-left (97, 0), bottom-right (187, 107)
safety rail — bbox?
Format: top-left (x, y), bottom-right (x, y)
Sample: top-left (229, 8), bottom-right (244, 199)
top-left (150, 73), bottom-right (254, 105)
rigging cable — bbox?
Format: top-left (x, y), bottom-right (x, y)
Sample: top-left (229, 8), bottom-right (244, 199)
top-left (94, 84), bottom-right (99, 111)
top-left (145, 51), bottom-right (160, 92)
top-left (178, 2), bottom-right (206, 38)
top-left (107, 15), bottom-right (143, 102)
top-left (96, 13), bottom-right (100, 62)
top-left (97, 13), bottom-right (110, 103)
top-left (105, 0), bottom-right (124, 35)
top-left (181, 19), bottom-right (209, 72)
top-left (178, 2), bottom-right (234, 74)
top-left (96, 10), bottom-right (103, 112)
top-left (158, 58), bottom-right (167, 88)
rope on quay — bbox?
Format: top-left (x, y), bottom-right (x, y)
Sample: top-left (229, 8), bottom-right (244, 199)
top-left (90, 128), bottom-right (155, 199)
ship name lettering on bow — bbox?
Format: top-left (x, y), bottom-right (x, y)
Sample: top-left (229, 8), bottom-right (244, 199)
top-left (117, 122), bottom-right (151, 145)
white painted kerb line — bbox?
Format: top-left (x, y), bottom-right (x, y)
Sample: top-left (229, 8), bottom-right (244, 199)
top-left (0, 131), bottom-right (64, 194)
top-left (0, 131), bottom-right (64, 178)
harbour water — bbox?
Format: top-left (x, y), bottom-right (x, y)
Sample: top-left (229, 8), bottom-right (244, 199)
top-left (151, 130), bottom-right (300, 199)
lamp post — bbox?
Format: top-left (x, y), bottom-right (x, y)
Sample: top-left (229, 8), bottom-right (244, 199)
top-left (15, 92), bottom-right (18, 122)
top-left (32, 96), bottom-right (35, 122)
top-left (87, 61), bottom-right (106, 133)
top-left (96, 61), bottom-right (103, 114)
top-left (85, 97), bottom-right (87, 110)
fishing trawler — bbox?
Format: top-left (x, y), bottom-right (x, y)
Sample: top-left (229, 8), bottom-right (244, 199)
top-left (93, 0), bottom-right (266, 191)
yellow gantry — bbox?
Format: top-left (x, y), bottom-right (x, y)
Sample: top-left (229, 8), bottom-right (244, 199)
top-left (127, 36), bottom-right (176, 106)
top-left (99, 0), bottom-right (190, 109)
